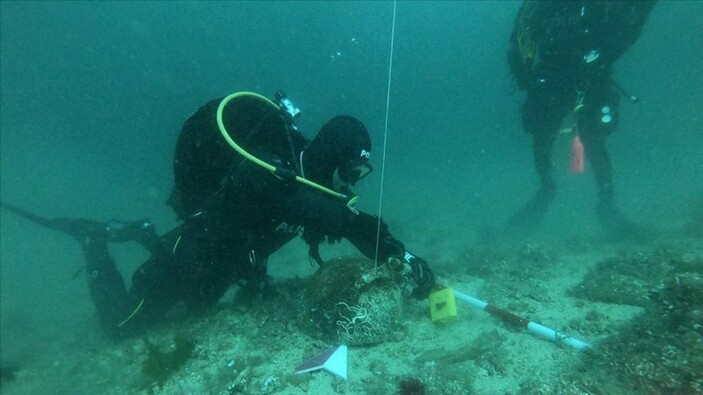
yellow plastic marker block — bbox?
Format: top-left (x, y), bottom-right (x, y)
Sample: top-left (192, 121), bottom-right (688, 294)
top-left (429, 287), bottom-right (457, 323)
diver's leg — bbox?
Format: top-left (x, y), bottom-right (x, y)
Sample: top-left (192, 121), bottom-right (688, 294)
top-left (505, 88), bottom-right (568, 232)
top-left (0, 208), bottom-right (134, 335)
top-left (580, 129), bottom-right (637, 239)
top-left (106, 218), bottom-right (161, 254)
top-left (81, 238), bottom-right (135, 338)
top-left (578, 80), bottom-right (620, 213)
top-left (578, 132), bottom-right (614, 212)
top-left (179, 237), bottom-right (236, 309)
top-left (0, 201), bottom-right (161, 253)
top-left (505, 132), bottom-right (557, 230)
top-left (532, 130), bottom-right (558, 200)
top-left (121, 262), bottom-right (179, 333)
top-left (579, 82), bottom-right (650, 240)
top-left (0, 204), bottom-right (163, 337)
top-left (120, 223), bottom-right (241, 333)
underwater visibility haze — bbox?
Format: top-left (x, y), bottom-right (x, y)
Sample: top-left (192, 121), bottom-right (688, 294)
top-left (1, 1), bottom-right (702, 393)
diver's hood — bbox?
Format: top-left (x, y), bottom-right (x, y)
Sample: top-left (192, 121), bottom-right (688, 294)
top-left (304, 115), bottom-right (372, 189)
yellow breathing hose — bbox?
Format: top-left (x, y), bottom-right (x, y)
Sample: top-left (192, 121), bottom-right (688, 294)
top-left (216, 91), bottom-right (357, 206)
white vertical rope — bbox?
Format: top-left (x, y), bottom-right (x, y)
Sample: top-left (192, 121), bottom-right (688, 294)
top-left (374, 0), bottom-right (397, 268)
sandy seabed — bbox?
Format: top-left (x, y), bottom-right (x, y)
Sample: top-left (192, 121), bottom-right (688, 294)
top-left (1, 234), bottom-right (702, 395)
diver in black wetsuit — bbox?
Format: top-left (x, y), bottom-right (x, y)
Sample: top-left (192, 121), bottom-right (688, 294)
top-left (506, 1), bottom-right (656, 238)
top-left (2, 92), bottom-right (435, 339)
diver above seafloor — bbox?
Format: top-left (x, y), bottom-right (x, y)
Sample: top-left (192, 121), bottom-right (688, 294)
top-left (1, 91), bottom-right (436, 340)
top-left (505, 0), bottom-right (657, 240)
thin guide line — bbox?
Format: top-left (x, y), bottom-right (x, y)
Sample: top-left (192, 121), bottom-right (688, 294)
top-left (374, 0), bottom-right (397, 268)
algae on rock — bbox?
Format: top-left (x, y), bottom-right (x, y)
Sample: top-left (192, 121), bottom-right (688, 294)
top-left (141, 334), bottom-right (195, 389)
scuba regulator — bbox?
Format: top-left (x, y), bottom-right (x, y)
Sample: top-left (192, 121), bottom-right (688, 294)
top-left (275, 91), bottom-right (301, 126)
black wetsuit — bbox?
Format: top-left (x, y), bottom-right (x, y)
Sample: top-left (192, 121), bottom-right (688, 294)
top-left (507, 1), bottom-right (655, 232)
top-left (90, 98), bottom-right (406, 338)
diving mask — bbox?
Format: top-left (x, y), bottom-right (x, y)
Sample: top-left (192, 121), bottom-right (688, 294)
top-left (338, 161), bottom-right (373, 185)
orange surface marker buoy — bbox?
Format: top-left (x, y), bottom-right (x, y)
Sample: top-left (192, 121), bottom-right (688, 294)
top-left (570, 135), bottom-right (584, 173)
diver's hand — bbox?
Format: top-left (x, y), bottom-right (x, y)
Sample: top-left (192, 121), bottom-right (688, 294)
top-left (404, 252), bottom-right (435, 300)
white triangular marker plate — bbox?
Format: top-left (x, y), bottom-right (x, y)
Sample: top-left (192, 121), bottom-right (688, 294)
top-left (295, 344), bottom-right (348, 380)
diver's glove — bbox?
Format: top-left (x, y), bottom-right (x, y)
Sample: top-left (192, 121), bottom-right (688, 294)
top-left (403, 251), bottom-right (435, 300)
